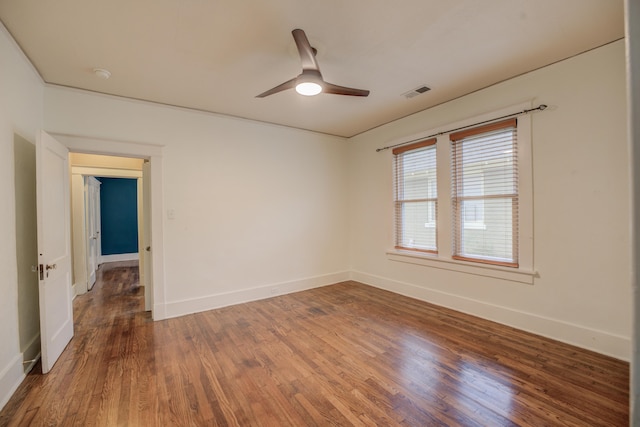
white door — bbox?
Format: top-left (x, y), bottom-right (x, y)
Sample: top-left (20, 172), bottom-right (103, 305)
top-left (86, 177), bottom-right (100, 289)
top-left (142, 161), bottom-right (152, 311)
top-left (36, 130), bottom-right (74, 374)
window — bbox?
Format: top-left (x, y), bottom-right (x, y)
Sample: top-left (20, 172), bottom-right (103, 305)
top-left (388, 104), bottom-right (533, 281)
top-left (450, 119), bottom-right (518, 267)
top-left (393, 139), bottom-right (437, 253)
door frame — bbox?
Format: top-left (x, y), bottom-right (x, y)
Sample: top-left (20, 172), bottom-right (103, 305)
top-left (71, 167), bottom-right (142, 294)
top-left (53, 133), bottom-right (167, 320)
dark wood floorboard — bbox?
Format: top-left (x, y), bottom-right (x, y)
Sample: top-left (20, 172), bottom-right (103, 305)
top-left (0, 263), bottom-right (629, 426)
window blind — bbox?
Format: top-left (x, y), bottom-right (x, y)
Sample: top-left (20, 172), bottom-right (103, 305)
top-left (393, 139), bottom-right (438, 253)
top-left (450, 119), bottom-right (518, 267)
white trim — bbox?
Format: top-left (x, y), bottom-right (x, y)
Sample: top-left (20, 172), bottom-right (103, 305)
top-left (70, 174), bottom-right (88, 295)
top-left (350, 270), bottom-right (630, 361)
top-left (163, 271), bottom-right (350, 319)
top-left (72, 167), bottom-right (142, 179)
top-left (0, 334), bottom-right (41, 411)
top-left (149, 156), bottom-right (166, 320)
top-left (51, 133), bottom-right (163, 158)
top-left (100, 253), bottom-right (139, 264)
top-left (0, 354), bottom-right (25, 411)
top-left (22, 354), bottom-right (40, 377)
top-left (48, 133), bottom-right (166, 320)
top-left (626, 0), bottom-right (640, 421)
top-left (386, 250), bottom-right (536, 284)
top-left (21, 334), bottom-right (41, 374)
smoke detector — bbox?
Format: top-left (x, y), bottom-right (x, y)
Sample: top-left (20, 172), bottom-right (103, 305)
top-left (93, 68), bottom-right (111, 80)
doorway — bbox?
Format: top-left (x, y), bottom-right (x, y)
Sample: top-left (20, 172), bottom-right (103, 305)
top-left (32, 131), bottom-right (165, 374)
top-left (52, 132), bottom-right (166, 321)
top-left (69, 153), bottom-right (146, 307)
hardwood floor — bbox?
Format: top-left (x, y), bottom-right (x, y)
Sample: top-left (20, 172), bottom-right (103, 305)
top-left (0, 264), bottom-right (629, 426)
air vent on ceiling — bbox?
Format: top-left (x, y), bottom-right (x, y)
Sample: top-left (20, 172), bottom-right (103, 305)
top-left (403, 85), bottom-right (431, 99)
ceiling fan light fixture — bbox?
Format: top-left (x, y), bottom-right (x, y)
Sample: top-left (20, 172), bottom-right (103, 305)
top-left (295, 81), bottom-right (322, 96)
top-left (256, 29), bottom-right (369, 99)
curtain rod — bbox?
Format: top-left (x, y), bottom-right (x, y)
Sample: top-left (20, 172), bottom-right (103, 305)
top-left (375, 104), bottom-right (548, 153)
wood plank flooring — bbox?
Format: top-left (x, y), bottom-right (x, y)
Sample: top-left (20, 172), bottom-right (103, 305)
top-left (0, 263), bottom-right (629, 426)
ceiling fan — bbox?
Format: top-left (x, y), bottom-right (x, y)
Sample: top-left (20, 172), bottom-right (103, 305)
top-left (256, 28), bottom-right (370, 98)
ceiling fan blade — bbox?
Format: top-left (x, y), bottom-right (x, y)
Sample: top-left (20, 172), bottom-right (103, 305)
top-left (256, 77), bottom-right (297, 98)
top-left (322, 82), bottom-right (370, 97)
top-left (292, 28), bottom-right (320, 71)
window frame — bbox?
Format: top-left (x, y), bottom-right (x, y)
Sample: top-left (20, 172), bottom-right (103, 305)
top-left (387, 103), bottom-right (535, 284)
top-left (450, 118), bottom-right (519, 268)
top-left (393, 138), bottom-right (438, 254)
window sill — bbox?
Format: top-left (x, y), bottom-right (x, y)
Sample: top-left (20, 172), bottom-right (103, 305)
top-left (386, 249), bottom-right (537, 284)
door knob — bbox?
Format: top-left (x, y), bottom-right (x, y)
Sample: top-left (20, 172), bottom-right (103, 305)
top-left (46, 264), bottom-right (57, 271)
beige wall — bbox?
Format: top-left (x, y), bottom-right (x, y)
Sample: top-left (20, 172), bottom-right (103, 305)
top-left (13, 135), bottom-right (40, 368)
top-left (348, 40), bottom-right (630, 360)
top-left (0, 24), bottom-right (44, 409)
top-left (44, 86), bottom-right (352, 318)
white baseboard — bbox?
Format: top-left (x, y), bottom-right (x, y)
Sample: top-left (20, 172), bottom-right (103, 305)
top-left (163, 271), bottom-right (351, 319)
top-left (22, 334), bottom-right (41, 374)
top-left (0, 354), bottom-right (25, 412)
top-left (0, 333), bottom-right (42, 411)
top-left (99, 253), bottom-right (139, 264)
top-left (22, 355), bottom-right (40, 376)
top-left (73, 279), bottom-right (89, 297)
top-left (152, 303), bottom-right (166, 321)
top-left (72, 282), bottom-right (79, 298)
top-left (350, 270), bottom-right (630, 361)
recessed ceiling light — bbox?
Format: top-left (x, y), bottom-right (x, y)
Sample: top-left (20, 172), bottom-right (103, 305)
top-left (93, 68), bottom-right (111, 80)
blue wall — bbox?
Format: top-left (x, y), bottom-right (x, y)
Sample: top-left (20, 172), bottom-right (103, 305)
top-left (98, 177), bottom-right (138, 255)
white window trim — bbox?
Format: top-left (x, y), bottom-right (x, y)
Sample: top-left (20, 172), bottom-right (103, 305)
top-left (387, 102), bottom-right (536, 284)
top-left (386, 250), bottom-right (536, 284)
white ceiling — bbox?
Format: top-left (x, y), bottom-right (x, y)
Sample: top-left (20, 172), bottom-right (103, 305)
top-left (0, 0), bottom-right (624, 138)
